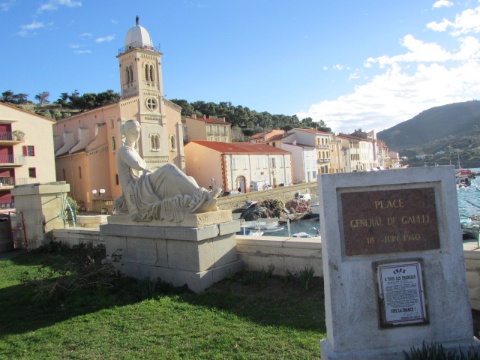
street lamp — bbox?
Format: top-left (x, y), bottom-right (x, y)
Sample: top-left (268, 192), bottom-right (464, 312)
top-left (92, 189), bottom-right (106, 198)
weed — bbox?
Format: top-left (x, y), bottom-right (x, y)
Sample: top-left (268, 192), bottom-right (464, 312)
top-left (284, 266), bottom-right (316, 290)
top-left (404, 342), bottom-right (480, 360)
top-left (240, 264), bottom-right (275, 287)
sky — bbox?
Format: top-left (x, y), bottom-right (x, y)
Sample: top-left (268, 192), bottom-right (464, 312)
top-left (2, 0), bottom-right (480, 134)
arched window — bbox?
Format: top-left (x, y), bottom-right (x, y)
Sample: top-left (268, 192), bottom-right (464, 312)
top-left (150, 134), bottom-right (160, 151)
top-left (145, 64), bottom-right (149, 81)
top-left (125, 65), bottom-right (134, 85)
top-left (170, 135), bottom-right (176, 151)
top-left (129, 66), bottom-right (134, 83)
top-left (149, 65), bottom-right (155, 82)
top-left (112, 136), bottom-right (116, 151)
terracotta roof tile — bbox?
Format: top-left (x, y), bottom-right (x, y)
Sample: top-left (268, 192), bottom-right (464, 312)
top-left (290, 127), bottom-right (330, 135)
top-left (189, 141), bottom-right (291, 154)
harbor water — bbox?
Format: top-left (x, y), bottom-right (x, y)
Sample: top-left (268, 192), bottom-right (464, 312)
top-left (266, 168), bottom-right (480, 238)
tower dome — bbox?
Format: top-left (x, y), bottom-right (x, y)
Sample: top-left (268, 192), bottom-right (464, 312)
top-left (124, 16), bottom-right (154, 51)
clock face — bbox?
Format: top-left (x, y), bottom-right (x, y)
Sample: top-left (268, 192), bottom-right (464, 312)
top-left (145, 97), bottom-right (158, 111)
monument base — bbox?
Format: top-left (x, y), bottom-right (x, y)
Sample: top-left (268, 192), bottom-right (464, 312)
top-left (101, 211), bottom-right (243, 292)
top-left (321, 338), bottom-right (480, 360)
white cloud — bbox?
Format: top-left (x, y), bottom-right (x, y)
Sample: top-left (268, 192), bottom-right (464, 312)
top-left (0, 0), bottom-right (15, 11)
top-left (365, 35), bottom-right (451, 67)
top-left (17, 21), bottom-right (45, 37)
top-left (433, 0), bottom-right (453, 8)
top-left (333, 64), bottom-right (344, 70)
top-left (74, 49), bottom-right (92, 55)
top-left (427, 6), bottom-right (480, 35)
top-left (80, 32), bottom-right (92, 38)
top-left (37, 0), bottom-right (81, 13)
top-left (297, 4), bottom-right (480, 134)
top-left (95, 35), bottom-right (115, 43)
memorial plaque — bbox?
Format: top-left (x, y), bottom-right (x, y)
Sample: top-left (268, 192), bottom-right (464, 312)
top-left (376, 261), bottom-right (428, 327)
top-left (341, 187), bottom-right (440, 256)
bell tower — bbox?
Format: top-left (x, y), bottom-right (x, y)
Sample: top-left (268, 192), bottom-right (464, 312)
top-left (117, 16), bottom-right (171, 167)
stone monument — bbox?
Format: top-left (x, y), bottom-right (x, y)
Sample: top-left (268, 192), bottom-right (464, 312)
top-left (318, 166), bottom-right (479, 359)
top-left (102, 120), bottom-right (242, 292)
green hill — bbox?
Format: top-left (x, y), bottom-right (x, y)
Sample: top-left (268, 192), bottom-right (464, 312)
top-left (378, 100), bottom-right (480, 167)
top-left (378, 100), bottom-right (480, 151)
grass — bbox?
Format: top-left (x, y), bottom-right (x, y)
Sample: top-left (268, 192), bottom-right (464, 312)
top-left (0, 245), bottom-right (326, 359)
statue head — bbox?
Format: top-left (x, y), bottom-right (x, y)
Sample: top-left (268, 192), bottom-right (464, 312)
top-left (120, 120), bottom-right (141, 138)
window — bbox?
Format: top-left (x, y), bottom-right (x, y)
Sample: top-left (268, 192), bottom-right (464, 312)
top-left (62, 169), bottom-right (66, 181)
top-left (125, 65), bottom-right (134, 85)
top-left (145, 97), bottom-right (158, 111)
top-left (28, 167), bottom-right (36, 178)
top-left (150, 134), bottom-right (160, 151)
top-left (22, 146), bottom-right (35, 156)
top-left (145, 64), bottom-right (155, 82)
top-left (270, 158), bottom-right (276, 168)
top-left (112, 136), bottom-right (116, 151)
top-left (170, 135), bottom-right (176, 151)
top-left (79, 166), bottom-right (82, 179)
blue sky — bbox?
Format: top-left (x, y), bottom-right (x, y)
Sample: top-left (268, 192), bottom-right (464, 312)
top-left (2, 0), bottom-right (480, 134)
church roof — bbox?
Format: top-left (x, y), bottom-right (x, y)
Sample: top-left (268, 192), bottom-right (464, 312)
top-left (124, 16), bottom-right (154, 51)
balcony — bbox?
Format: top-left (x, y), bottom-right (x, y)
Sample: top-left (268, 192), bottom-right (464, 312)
top-left (317, 144), bottom-right (329, 149)
top-left (0, 199), bottom-right (14, 209)
top-left (0, 177), bottom-right (28, 189)
top-left (0, 155), bottom-right (26, 167)
top-left (317, 158), bottom-right (331, 164)
top-left (0, 131), bottom-right (25, 145)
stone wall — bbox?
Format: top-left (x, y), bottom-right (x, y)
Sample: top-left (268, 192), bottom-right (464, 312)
top-left (216, 182), bottom-right (318, 211)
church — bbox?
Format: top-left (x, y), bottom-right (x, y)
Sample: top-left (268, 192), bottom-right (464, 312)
top-left (54, 17), bottom-right (185, 212)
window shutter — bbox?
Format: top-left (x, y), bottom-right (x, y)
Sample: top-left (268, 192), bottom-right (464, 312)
top-left (22, 146), bottom-right (27, 156)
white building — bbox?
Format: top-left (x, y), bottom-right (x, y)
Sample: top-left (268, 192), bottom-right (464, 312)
top-left (185, 141), bottom-right (292, 192)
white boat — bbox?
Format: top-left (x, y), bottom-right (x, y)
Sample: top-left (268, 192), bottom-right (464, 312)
top-left (292, 232), bottom-right (312, 238)
top-left (245, 219), bottom-right (284, 233)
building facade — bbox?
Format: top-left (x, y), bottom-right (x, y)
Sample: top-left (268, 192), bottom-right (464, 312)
top-left (183, 114), bottom-right (231, 143)
top-left (53, 17), bottom-right (185, 211)
top-left (185, 141), bottom-right (292, 192)
top-left (0, 103), bottom-right (56, 208)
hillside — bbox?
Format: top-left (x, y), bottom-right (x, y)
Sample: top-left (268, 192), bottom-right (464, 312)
top-left (378, 100), bottom-right (480, 151)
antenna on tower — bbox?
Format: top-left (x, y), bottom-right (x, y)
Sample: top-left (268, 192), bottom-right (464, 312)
top-left (136, 15), bottom-right (139, 25)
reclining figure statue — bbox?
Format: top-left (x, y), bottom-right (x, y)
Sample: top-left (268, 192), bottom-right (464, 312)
top-left (114, 120), bottom-right (221, 222)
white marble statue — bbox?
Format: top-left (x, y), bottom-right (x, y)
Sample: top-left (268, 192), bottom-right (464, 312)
top-left (114, 120), bottom-right (221, 222)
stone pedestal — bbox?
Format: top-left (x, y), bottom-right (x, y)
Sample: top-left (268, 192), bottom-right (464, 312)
top-left (11, 181), bottom-right (71, 249)
top-left (101, 210), bottom-right (243, 292)
top-left (318, 167), bottom-right (480, 359)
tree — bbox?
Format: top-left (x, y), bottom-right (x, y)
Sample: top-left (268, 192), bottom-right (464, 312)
top-left (231, 125), bottom-right (246, 142)
top-left (13, 93), bottom-right (29, 104)
top-left (35, 91), bottom-right (50, 106)
top-left (1, 90), bottom-right (14, 103)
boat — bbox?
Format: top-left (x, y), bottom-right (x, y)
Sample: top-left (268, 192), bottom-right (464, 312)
top-left (292, 232), bottom-right (312, 238)
top-left (246, 220), bottom-right (284, 233)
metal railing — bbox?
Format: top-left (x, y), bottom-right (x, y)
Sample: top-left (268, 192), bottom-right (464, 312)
top-left (0, 155), bottom-right (26, 165)
top-left (118, 42), bottom-right (161, 54)
top-left (0, 132), bottom-right (25, 141)
top-left (0, 199), bottom-right (14, 209)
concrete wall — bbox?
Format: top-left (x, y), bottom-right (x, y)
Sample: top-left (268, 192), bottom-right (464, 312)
top-left (465, 249), bottom-right (480, 310)
top-left (52, 227), bottom-right (323, 277)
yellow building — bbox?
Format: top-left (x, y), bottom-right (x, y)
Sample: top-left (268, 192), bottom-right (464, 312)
top-left (0, 103), bottom-right (56, 209)
top-left (184, 114), bottom-right (231, 143)
top-left (54, 17), bottom-right (184, 212)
